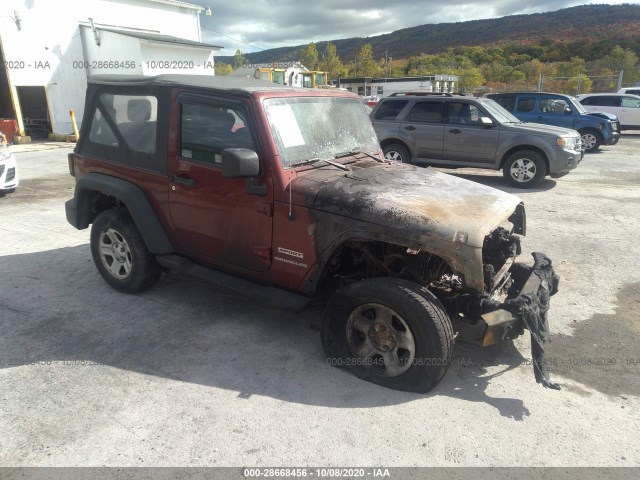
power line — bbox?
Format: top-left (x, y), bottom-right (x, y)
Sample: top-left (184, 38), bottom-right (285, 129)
top-left (201, 25), bottom-right (264, 51)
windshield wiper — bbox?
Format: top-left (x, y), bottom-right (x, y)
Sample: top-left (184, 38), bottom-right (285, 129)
top-left (292, 157), bottom-right (351, 171)
top-left (335, 147), bottom-right (384, 163)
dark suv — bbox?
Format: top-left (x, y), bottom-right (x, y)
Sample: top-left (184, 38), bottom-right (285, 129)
top-left (486, 92), bottom-right (620, 152)
top-left (371, 93), bottom-right (582, 188)
top-left (66, 75), bottom-right (561, 392)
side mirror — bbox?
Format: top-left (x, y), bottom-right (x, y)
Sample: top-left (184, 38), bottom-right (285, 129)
top-left (479, 116), bottom-right (494, 127)
top-left (564, 106), bottom-right (573, 114)
top-left (221, 148), bottom-right (260, 178)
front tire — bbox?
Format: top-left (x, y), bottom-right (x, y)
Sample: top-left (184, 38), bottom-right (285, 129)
top-left (382, 143), bottom-right (411, 163)
top-left (322, 278), bottom-right (454, 393)
top-left (502, 150), bottom-right (546, 188)
top-left (579, 128), bottom-right (601, 152)
top-left (90, 209), bottom-right (161, 293)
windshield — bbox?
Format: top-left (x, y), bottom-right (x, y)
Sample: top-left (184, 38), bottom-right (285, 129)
top-left (480, 98), bottom-right (522, 123)
top-left (263, 96), bottom-right (380, 168)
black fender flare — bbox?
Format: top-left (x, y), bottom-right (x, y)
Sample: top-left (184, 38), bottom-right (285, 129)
top-left (66, 172), bottom-right (174, 254)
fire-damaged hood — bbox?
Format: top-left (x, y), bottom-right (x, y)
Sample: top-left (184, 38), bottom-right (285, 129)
top-left (309, 163), bottom-right (523, 248)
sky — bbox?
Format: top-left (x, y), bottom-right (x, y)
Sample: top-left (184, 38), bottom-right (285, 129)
top-left (195, 0), bottom-right (637, 54)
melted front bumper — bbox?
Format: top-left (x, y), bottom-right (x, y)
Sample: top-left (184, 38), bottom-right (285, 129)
top-left (452, 252), bottom-right (561, 389)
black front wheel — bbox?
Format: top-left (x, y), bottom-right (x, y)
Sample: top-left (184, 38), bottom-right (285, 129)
top-left (382, 144), bottom-right (411, 163)
top-left (90, 209), bottom-right (161, 293)
top-left (322, 278), bottom-right (454, 393)
top-left (502, 150), bottom-right (547, 188)
top-left (579, 128), bottom-right (602, 152)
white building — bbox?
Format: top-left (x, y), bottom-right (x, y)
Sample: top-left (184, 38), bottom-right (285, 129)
top-left (337, 75), bottom-right (459, 97)
top-left (0, 0), bottom-right (220, 140)
top-left (229, 62), bottom-right (311, 88)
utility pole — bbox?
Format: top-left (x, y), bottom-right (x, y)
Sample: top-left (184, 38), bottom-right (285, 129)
top-left (617, 70), bottom-right (624, 91)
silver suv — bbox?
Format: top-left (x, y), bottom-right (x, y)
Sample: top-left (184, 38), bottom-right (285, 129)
top-left (371, 93), bottom-right (583, 188)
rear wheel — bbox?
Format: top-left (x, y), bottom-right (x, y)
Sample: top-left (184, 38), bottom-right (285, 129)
top-left (322, 278), bottom-right (454, 393)
top-left (90, 209), bottom-right (161, 293)
top-left (502, 150), bottom-right (546, 188)
top-left (579, 128), bottom-right (601, 152)
top-left (382, 144), bottom-right (411, 163)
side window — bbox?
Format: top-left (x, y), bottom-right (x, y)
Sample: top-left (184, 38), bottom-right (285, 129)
top-left (446, 102), bottom-right (482, 125)
top-left (377, 86), bottom-right (384, 95)
top-left (373, 100), bottom-right (408, 120)
top-left (406, 101), bottom-right (443, 123)
top-left (621, 96), bottom-right (640, 108)
top-left (540, 98), bottom-right (570, 114)
top-left (180, 103), bottom-right (255, 165)
top-left (592, 96), bottom-right (620, 107)
top-left (99, 94), bottom-right (157, 154)
top-left (516, 97), bottom-right (535, 112)
top-left (606, 96), bottom-right (621, 107)
top-left (89, 109), bottom-right (118, 147)
top-left (491, 95), bottom-right (514, 111)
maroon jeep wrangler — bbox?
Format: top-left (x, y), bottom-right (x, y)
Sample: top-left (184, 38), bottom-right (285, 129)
top-left (66, 75), bottom-right (560, 392)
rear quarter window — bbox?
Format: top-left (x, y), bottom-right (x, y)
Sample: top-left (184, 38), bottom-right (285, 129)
top-left (78, 89), bottom-right (165, 173)
top-left (373, 100), bottom-right (408, 120)
top-left (100, 94), bottom-right (158, 154)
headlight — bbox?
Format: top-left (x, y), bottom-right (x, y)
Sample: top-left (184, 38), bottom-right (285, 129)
top-left (0, 146), bottom-right (11, 162)
top-left (556, 136), bottom-right (577, 149)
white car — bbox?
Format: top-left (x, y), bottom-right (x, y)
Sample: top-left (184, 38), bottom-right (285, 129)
top-left (0, 144), bottom-right (19, 193)
top-left (618, 87), bottom-right (640, 96)
top-left (578, 93), bottom-right (640, 130)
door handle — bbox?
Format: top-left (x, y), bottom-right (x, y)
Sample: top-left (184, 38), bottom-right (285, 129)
top-left (449, 128), bottom-right (461, 134)
top-left (169, 175), bottom-right (195, 187)
top-left (404, 125), bottom-right (416, 131)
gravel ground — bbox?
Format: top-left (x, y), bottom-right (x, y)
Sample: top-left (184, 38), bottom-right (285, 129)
top-left (1, 135), bottom-right (639, 468)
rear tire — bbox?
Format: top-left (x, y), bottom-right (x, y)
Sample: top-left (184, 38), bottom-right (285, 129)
top-left (90, 208), bottom-right (161, 293)
top-left (383, 144), bottom-right (411, 163)
top-left (322, 278), bottom-right (454, 393)
top-left (579, 128), bottom-right (601, 152)
top-left (502, 150), bottom-right (546, 189)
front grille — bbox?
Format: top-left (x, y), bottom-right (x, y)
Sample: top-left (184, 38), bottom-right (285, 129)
top-left (6, 167), bottom-right (15, 182)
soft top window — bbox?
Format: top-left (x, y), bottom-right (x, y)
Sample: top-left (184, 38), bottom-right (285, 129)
top-left (99, 94), bottom-right (158, 154)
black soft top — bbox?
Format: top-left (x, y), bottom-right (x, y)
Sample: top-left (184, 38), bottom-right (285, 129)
top-left (88, 74), bottom-right (305, 96)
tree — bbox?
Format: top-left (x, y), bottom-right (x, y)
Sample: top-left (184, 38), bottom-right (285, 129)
top-left (234, 49), bottom-right (245, 70)
top-left (301, 42), bottom-right (319, 70)
top-left (320, 43), bottom-right (345, 79)
top-left (567, 74), bottom-right (593, 95)
top-left (454, 67), bottom-right (485, 93)
top-left (596, 46), bottom-right (639, 84)
top-left (215, 62), bottom-right (233, 76)
top-left (356, 44), bottom-right (379, 77)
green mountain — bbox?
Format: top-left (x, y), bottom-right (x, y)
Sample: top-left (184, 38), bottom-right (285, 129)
top-left (215, 4), bottom-right (640, 65)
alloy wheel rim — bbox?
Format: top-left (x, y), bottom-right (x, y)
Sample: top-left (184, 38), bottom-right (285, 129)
top-left (98, 228), bottom-right (132, 280)
top-left (510, 158), bottom-right (537, 183)
top-left (346, 303), bottom-right (416, 377)
top-left (582, 133), bottom-right (596, 150)
top-left (384, 151), bottom-right (403, 162)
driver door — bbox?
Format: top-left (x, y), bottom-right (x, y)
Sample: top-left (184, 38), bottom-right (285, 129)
top-left (167, 94), bottom-right (273, 272)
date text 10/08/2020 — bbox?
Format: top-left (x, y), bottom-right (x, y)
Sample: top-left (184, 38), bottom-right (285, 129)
top-left (3, 60), bottom-right (216, 70)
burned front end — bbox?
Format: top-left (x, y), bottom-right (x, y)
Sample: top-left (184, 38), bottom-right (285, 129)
top-left (432, 203), bottom-right (561, 389)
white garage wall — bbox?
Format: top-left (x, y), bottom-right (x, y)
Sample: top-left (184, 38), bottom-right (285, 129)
top-left (0, 0), bottom-right (210, 134)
